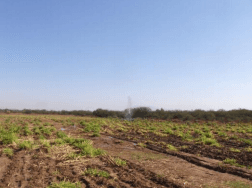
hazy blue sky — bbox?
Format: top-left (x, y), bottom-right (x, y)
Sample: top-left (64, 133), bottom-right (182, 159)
top-left (1, 0), bottom-right (252, 111)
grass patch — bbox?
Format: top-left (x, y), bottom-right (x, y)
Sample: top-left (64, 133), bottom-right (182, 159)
top-left (23, 125), bottom-right (33, 136)
top-left (54, 138), bottom-right (66, 145)
top-left (167, 144), bottom-right (177, 151)
top-left (164, 128), bottom-right (174, 134)
top-left (197, 136), bottom-right (221, 147)
top-left (81, 122), bottom-right (101, 137)
top-left (47, 180), bottom-right (81, 188)
top-left (0, 132), bottom-right (18, 145)
top-left (114, 157), bottom-right (127, 166)
top-left (64, 138), bottom-right (105, 157)
top-left (137, 142), bottom-right (146, 148)
top-left (18, 140), bottom-right (36, 150)
top-left (241, 138), bottom-right (252, 146)
top-left (245, 147), bottom-right (252, 152)
top-left (3, 147), bottom-right (13, 157)
top-left (83, 168), bottom-right (110, 178)
top-left (225, 181), bottom-right (252, 188)
top-left (56, 131), bottom-right (68, 139)
top-left (229, 147), bottom-right (241, 153)
top-left (223, 158), bottom-right (245, 168)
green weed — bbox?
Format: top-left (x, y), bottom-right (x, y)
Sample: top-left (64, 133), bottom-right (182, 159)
top-left (56, 131), bottom-right (67, 139)
top-left (18, 140), bottom-right (35, 150)
top-left (223, 158), bottom-right (245, 168)
top-left (137, 142), bottom-right (146, 148)
top-left (47, 180), bottom-right (81, 188)
top-left (23, 125), bottom-right (33, 136)
top-left (229, 148), bottom-right (241, 153)
top-left (3, 148), bottom-right (13, 157)
top-left (0, 132), bottom-right (18, 144)
top-left (167, 144), bottom-right (177, 151)
top-left (114, 157), bottom-right (127, 166)
top-left (83, 168), bottom-right (110, 178)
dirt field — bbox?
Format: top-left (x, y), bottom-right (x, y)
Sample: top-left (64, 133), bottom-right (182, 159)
top-left (0, 114), bottom-right (251, 187)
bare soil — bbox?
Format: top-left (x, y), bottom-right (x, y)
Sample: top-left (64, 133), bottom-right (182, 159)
top-left (0, 115), bottom-right (251, 187)
top-left (113, 130), bottom-right (252, 167)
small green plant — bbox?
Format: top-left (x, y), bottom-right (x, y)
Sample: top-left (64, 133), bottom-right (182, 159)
top-left (83, 168), bottom-right (110, 178)
top-left (40, 139), bottom-right (51, 148)
top-left (223, 158), bottom-right (245, 168)
top-left (43, 122), bottom-right (51, 126)
top-left (241, 138), bottom-right (252, 146)
top-left (137, 142), bottom-right (146, 148)
top-left (180, 145), bottom-right (188, 149)
top-left (33, 126), bottom-right (41, 135)
top-left (39, 135), bottom-right (46, 140)
top-left (229, 147), bottom-right (241, 153)
top-left (3, 148), bottom-right (13, 157)
top-left (83, 123), bottom-right (101, 136)
top-left (56, 131), bottom-right (67, 139)
top-left (167, 144), bottom-right (177, 151)
top-left (54, 138), bottom-right (66, 145)
top-left (114, 157), bottom-right (127, 166)
top-left (68, 138), bottom-right (105, 157)
top-left (245, 147), bottom-right (252, 152)
top-left (197, 136), bottom-right (221, 147)
top-left (217, 131), bottom-right (227, 137)
top-left (52, 169), bottom-right (61, 175)
top-left (164, 128), bottom-right (173, 134)
top-left (47, 180), bottom-right (81, 188)
top-left (23, 125), bottom-right (33, 136)
top-left (18, 140), bottom-right (35, 150)
top-left (67, 152), bottom-right (80, 159)
top-left (40, 126), bottom-right (53, 136)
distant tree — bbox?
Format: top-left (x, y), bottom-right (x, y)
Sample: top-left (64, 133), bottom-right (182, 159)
top-left (132, 107), bottom-right (152, 118)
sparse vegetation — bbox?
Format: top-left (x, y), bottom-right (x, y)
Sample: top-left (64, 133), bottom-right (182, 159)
top-left (0, 114), bottom-right (251, 187)
top-left (83, 168), bottom-right (110, 178)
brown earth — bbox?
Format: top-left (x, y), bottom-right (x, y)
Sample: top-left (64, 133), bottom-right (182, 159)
top-left (112, 130), bottom-right (252, 168)
top-left (0, 115), bottom-right (252, 187)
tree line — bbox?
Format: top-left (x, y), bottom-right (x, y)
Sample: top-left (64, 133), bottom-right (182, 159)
top-left (1, 107), bottom-right (252, 122)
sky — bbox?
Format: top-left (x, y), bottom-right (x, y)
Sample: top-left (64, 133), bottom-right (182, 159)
top-left (1, 0), bottom-right (252, 111)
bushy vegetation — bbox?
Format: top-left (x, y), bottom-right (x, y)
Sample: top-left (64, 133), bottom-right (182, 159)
top-left (2, 107), bottom-right (252, 122)
top-left (92, 108), bottom-right (252, 123)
